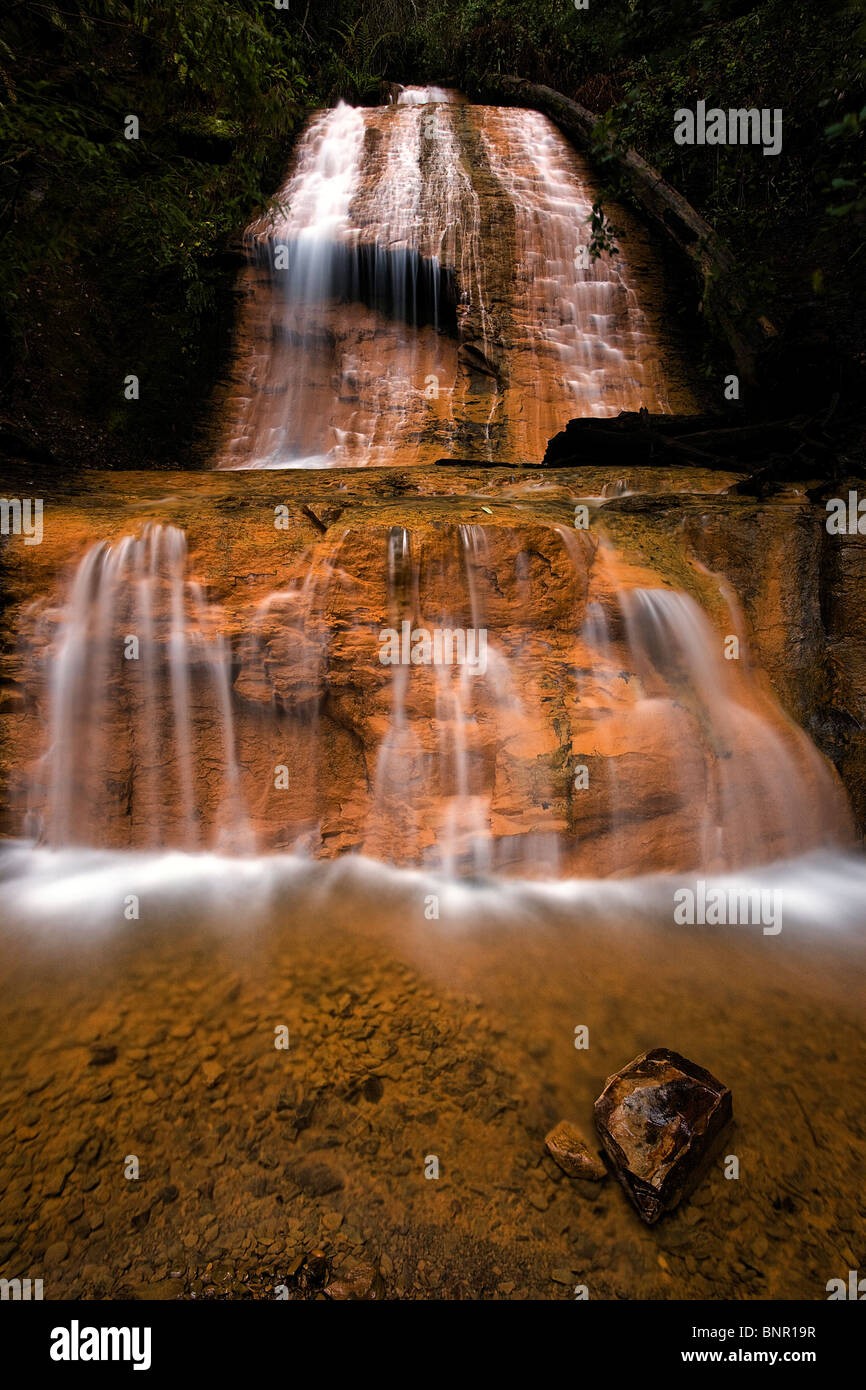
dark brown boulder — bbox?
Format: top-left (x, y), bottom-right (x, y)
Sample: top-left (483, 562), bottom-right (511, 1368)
top-left (593, 1048), bottom-right (732, 1224)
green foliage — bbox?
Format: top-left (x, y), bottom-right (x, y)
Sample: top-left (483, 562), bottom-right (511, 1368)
top-left (587, 199), bottom-right (620, 260)
top-left (404, 0), bottom-right (604, 90)
top-left (325, 15), bottom-right (395, 101)
top-left (380, 0), bottom-right (865, 385)
top-left (0, 0), bottom-right (314, 332)
top-left (823, 107), bottom-right (866, 218)
top-left (0, 0), bottom-right (350, 457)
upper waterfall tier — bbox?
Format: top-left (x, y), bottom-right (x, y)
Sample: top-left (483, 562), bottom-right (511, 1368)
top-left (214, 91), bottom-right (697, 470)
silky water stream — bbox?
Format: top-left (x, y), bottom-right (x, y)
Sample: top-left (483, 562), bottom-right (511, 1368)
top-left (0, 87), bottom-right (863, 1302)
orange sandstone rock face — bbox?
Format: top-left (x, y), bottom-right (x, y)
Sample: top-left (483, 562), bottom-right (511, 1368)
top-left (5, 97), bottom-right (858, 874)
top-left (0, 466), bottom-right (854, 877)
top-left (210, 98), bottom-right (697, 471)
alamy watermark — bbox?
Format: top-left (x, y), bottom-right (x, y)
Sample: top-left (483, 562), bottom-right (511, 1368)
top-left (825, 491), bottom-right (866, 534)
top-left (674, 880), bottom-right (782, 935)
top-left (674, 102), bottom-right (782, 156)
top-left (826, 1269), bottom-right (866, 1300)
top-left (1, 1275), bottom-right (43, 1299)
top-left (0, 497), bottom-right (43, 545)
top-left (379, 622), bottom-right (488, 674)
top-left (50, 1321), bottom-right (152, 1370)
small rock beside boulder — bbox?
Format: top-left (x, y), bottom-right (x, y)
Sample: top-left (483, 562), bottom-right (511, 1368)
top-left (544, 1120), bottom-right (607, 1181)
top-left (325, 1263), bottom-right (382, 1301)
top-left (594, 1048), bottom-right (732, 1224)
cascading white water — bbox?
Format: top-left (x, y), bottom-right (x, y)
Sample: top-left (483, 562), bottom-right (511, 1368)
top-left (27, 524), bottom-right (251, 852)
top-left (362, 524), bottom-right (535, 875)
top-left (3, 78), bottom-right (865, 1326)
top-left (8, 89), bottom-right (857, 891)
top-left (215, 86), bottom-right (684, 470)
top-left (392, 84), bottom-right (455, 105)
top-left (479, 106), bottom-right (667, 418)
top-left (617, 587), bottom-right (846, 869)
top-left (19, 510), bottom-right (853, 879)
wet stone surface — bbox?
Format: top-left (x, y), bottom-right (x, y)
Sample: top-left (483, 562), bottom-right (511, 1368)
top-left (0, 900), bottom-right (863, 1301)
top-left (594, 1049), bottom-right (733, 1224)
top-left (545, 1120), bottom-right (608, 1181)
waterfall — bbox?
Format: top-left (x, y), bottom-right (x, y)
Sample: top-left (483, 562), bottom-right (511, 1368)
top-left (27, 524), bottom-right (251, 853)
top-left (20, 505), bottom-right (852, 875)
top-left (361, 523), bottom-right (537, 876)
top-left (9, 89), bottom-right (856, 882)
top-left (617, 587), bottom-right (848, 870)
top-left (2, 65), bottom-right (864, 1326)
top-left (479, 106), bottom-right (667, 418)
top-left (215, 87), bottom-right (681, 470)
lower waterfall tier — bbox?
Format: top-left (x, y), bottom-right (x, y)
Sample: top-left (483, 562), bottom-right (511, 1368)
top-left (2, 464), bottom-right (860, 877)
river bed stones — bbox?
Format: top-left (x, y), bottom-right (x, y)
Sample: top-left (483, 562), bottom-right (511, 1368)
top-left (0, 843), bottom-right (863, 1300)
top-left (593, 1048), bottom-right (733, 1224)
top-left (544, 1120), bottom-right (607, 1181)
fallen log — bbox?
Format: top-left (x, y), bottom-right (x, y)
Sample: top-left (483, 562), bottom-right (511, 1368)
top-left (430, 406), bottom-right (850, 480)
top-left (542, 409), bottom-right (841, 479)
top-left (432, 457), bottom-right (534, 468)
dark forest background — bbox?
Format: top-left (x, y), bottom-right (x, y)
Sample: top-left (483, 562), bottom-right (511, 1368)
top-left (0, 0), bottom-right (863, 469)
